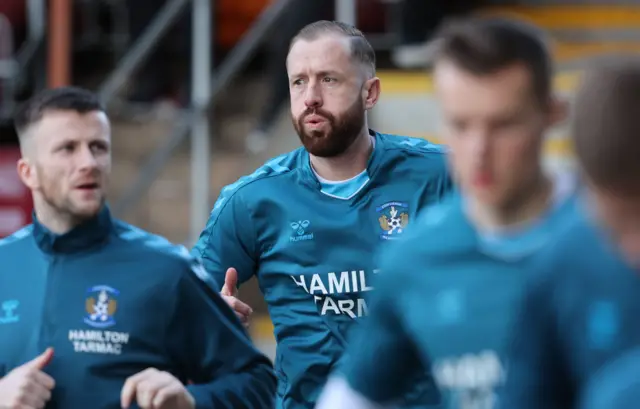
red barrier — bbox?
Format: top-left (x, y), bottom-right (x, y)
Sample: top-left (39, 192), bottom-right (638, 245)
top-left (0, 147), bottom-right (32, 238)
top-left (0, 0), bottom-right (26, 30)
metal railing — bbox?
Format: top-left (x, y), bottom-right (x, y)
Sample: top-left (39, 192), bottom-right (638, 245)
top-left (1, 0), bottom-right (47, 120)
top-left (101, 0), bottom-right (295, 243)
top-left (17, 0), bottom-right (355, 242)
top-left (336, 0), bottom-right (356, 26)
top-left (0, 13), bottom-right (17, 120)
top-left (97, 0), bottom-right (192, 105)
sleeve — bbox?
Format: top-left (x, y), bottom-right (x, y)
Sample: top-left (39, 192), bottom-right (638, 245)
top-left (499, 265), bottom-right (576, 409)
top-left (167, 258), bottom-right (276, 409)
top-left (417, 150), bottom-right (455, 215)
top-left (315, 376), bottom-right (384, 409)
top-left (318, 244), bottom-right (440, 408)
top-left (434, 157), bottom-right (454, 201)
top-left (191, 187), bottom-right (258, 288)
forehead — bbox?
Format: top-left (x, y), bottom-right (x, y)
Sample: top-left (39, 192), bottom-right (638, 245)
top-left (30, 110), bottom-right (110, 142)
top-left (287, 35), bottom-right (355, 76)
top-left (434, 61), bottom-right (534, 114)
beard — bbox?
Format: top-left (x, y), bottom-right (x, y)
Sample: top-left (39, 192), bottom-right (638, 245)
top-left (293, 97), bottom-right (365, 158)
top-left (37, 165), bottom-right (105, 223)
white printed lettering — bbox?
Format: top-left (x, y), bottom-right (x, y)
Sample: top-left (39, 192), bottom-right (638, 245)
top-left (309, 274), bottom-right (328, 295)
top-left (291, 275), bottom-right (309, 293)
top-left (68, 329), bottom-right (130, 355)
top-left (359, 270), bottom-right (373, 292)
top-left (291, 268), bottom-right (379, 318)
top-left (338, 299), bottom-right (355, 318)
top-left (328, 272), bottom-right (350, 294)
top-left (321, 297), bottom-right (341, 315)
top-left (357, 298), bottom-right (368, 317)
top-left (350, 270), bottom-right (359, 292)
top-left (434, 350), bottom-right (505, 409)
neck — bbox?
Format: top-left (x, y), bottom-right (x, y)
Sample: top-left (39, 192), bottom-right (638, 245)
top-left (470, 171), bottom-right (553, 231)
top-left (310, 128), bottom-right (373, 181)
top-left (33, 195), bottom-right (84, 235)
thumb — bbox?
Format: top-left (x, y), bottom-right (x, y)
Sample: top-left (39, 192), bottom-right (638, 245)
top-left (27, 347), bottom-right (54, 370)
top-left (222, 267), bottom-right (238, 296)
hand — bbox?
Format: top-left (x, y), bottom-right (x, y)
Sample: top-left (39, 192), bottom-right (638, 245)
top-left (221, 267), bottom-right (253, 327)
top-left (121, 368), bottom-right (195, 409)
top-left (0, 348), bottom-right (55, 409)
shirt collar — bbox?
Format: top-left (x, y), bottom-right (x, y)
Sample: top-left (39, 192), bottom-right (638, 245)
top-left (302, 129), bottom-right (384, 187)
top-left (32, 205), bottom-right (113, 254)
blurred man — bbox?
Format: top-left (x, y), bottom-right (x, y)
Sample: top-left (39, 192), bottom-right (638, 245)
top-left (315, 18), bottom-right (576, 409)
top-left (192, 20), bottom-right (451, 409)
top-left (578, 348), bottom-right (640, 409)
top-left (0, 87), bottom-right (276, 409)
top-left (500, 61), bottom-right (640, 409)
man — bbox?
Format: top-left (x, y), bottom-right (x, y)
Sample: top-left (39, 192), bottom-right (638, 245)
top-left (315, 18), bottom-right (576, 409)
top-left (499, 61), bottom-right (640, 409)
top-left (0, 87), bottom-right (276, 409)
top-left (192, 20), bottom-right (451, 409)
top-left (578, 348), bottom-right (640, 409)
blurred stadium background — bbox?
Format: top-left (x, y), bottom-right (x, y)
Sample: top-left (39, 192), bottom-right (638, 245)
top-left (1, 0), bottom-right (639, 360)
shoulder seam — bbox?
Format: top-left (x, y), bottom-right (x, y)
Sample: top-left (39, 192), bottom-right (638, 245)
top-left (114, 222), bottom-right (196, 262)
top-left (209, 167), bottom-right (298, 226)
top-left (199, 157), bottom-right (299, 251)
top-left (384, 145), bottom-right (447, 156)
top-left (0, 225), bottom-right (33, 247)
top-left (380, 133), bottom-right (447, 156)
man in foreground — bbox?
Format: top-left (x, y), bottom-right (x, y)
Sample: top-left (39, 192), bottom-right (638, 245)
top-left (0, 87), bottom-right (276, 409)
top-left (316, 18), bottom-right (576, 409)
top-left (192, 20), bottom-right (451, 409)
top-left (500, 60), bottom-right (640, 409)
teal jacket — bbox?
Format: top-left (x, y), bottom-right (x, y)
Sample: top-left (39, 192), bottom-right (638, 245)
top-left (193, 131), bottom-right (452, 409)
top-left (0, 207), bottom-right (276, 409)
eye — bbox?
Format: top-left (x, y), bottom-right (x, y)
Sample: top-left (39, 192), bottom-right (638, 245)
top-left (60, 143), bottom-right (75, 153)
top-left (449, 119), bottom-right (467, 133)
top-left (91, 141), bottom-right (109, 153)
top-left (493, 118), bottom-right (520, 131)
top-left (322, 77), bottom-right (336, 83)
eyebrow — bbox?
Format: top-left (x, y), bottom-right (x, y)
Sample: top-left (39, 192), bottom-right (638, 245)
top-left (316, 70), bottom-right (341, 77)
top-left (289, 70), bottom-right (342, 80)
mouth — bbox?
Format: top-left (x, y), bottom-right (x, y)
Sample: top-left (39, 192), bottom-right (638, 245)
top-left (305, 115), bottom-right (326, 125)
top-left (75, 182), bottom-right (100, 190)
top-left (472, 172), bottom-right (494, 187)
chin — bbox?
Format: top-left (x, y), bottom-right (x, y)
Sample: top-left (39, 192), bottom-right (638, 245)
top-left (71, 201), bottom-right (104, 218)
top-left (473, 189), bottom-right (504, 208)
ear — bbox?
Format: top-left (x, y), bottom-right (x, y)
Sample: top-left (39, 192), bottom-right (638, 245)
top-left (362, 76), bottom-right (381, 111)
top-left (17, 157), bottom-right (38, 190)
top-left (547, 95), bottom-right (568, 127)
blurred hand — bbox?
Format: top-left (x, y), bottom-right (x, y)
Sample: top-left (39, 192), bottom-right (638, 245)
top-left (0, 348), bottom-right (55, 409)
top-left (121, 368), bottom-right (195, 409)
top-left (221, 267), bottom-right (253, 327)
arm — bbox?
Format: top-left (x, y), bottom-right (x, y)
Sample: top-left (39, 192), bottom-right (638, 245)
top-left (418, 141), bottom-right (455, 202)
top-left (191, 188), bottom-right (258, 288)
top-left (434, 156), bottom-right (455, 201)
top-left (499, 269), bottom-right (575, 409)
top-left (318, 247), bottom-right (440, 408)
top-left (415, 150), bottom-right (455, 219)
top-left (170, 259), bottom-right (276, 409)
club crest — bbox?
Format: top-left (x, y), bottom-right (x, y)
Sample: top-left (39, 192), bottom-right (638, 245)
top-left (84, 285), bottom-right (119, 329)
top-left (377, 201), bottom-right (410, 240)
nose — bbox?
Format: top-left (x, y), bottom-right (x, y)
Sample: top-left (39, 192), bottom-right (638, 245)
top-left (469, 130), bottom-right (492, 159)
top-left (304, 82), bottom-right (322, 109)
top-left (77, 144), bottom-right (99, 171)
